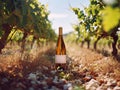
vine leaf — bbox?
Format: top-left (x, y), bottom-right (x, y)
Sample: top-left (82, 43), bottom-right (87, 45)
top-left (102, 7), bottom-right (120, 32)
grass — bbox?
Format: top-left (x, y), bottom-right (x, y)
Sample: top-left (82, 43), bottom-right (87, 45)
top-left (0, 43), bottom-right (54, 77)
top-left (66, 43), bottom-right (120, 80)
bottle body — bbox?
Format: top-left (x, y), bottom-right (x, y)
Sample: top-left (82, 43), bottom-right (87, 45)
top-left (55, 27), bottom-right (67, 71)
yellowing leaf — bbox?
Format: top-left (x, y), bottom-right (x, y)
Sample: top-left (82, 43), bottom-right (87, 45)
top-left (102, 7), bottom-right (120, 32)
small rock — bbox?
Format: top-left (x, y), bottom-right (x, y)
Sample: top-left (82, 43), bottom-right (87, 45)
top-left (96, 84), bottom-right (107, 90)
top-left (41, 81), bottom-right (47, 86)
top-left (31, 81), bottom-right (36, 85)
top-left (28, 73), bottom-right (37, 81)
top-left (37, 81), bottom-right (41, 84)
top-left (63, 83), bottom-right (73, 90)
top-left (53, 76), bottom-right (59, 84)
top-left (68, 87), bottom-right (73, 90)
top-left (50, 70), bottom-right (56, 75)
top-left (2, 78), bottom-right (8, 83)
top-left (107, 87), bottom-right (114, 90)
top-left (29, 87), bottom-right (34, 90)
top-left (74, 79), bottom-right (83, 85)
top-left (114, 86), bottom-right (120, 90)
top-left (16, 82), bottom-right (26, 88)
top-left (59, 79), bottom-right (66, 83)
top-left (51, 86), bottom-right (60, 90)
top-left (47, 86), bottom-right (60, 90)
top-left (78, 64), bottom-right (84, 69)
top-left (43, 66), bottom-right (48, 70)
top-left (43, 75), bottom-right (48, 79)
top-left (83, 75), bottom-right (92, 82)
top-left (36, 71), bottom-right (42, 76)
top-left (117, 82), bottom-right (120, 86)
top-left (43, 86), bottom-right (49, 90)
top-left (107, 79), bottom-right (117, 87)
top-left (86, 79), bottom-right (100, 90)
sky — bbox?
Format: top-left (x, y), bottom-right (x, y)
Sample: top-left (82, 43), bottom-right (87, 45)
top-left (38, 0), bottom-right (90, 34)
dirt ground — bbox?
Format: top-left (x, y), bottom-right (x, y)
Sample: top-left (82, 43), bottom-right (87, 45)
top-left (0, 43), bottom-right (120, 89)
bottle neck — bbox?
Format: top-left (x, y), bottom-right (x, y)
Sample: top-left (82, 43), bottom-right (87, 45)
top-left (59, 27), bottom-right (63, 35)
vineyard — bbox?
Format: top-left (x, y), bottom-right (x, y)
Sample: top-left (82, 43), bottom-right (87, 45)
top-left (0, 0), bottom-right (120, 90)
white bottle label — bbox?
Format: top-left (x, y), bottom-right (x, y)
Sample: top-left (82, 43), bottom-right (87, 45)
top-left (55, 55), bottom-right (66, 63)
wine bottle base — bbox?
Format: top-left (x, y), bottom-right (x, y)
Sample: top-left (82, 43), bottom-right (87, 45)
top-left (55, 63), bottom-right (67, 71)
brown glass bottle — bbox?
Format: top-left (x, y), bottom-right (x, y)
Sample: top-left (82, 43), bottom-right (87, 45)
top-left (55, 27), bottom-right (67, 71)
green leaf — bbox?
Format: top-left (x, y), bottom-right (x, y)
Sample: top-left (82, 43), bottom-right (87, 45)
top-left (73, 85), bottom-right (85, 90)
top-left (102, 6), bottom-right (120, 32)
top-left (72, 8), bottom-right (79, 15)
